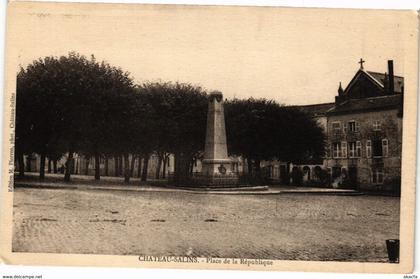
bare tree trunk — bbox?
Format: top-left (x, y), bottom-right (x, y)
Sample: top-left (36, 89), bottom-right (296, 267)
top-left (155, 154), bottom-right (163, 179)
top-left (26, 155), bottom-right (32, 172)
top-left (94, 153), bottom-right (100, 180)
top-left (189, 159), bottom-right (194, 175)
top-left (141, 154), bottom-right (150, 182)
top-left (174, 152), bottom-right (190, 184)
top-left (84, 158), bottom-right (90, 175)
top-left (124, 153), bottom-right (130, 184)
top-left (47, 158), bottom-right (52, 173)
top-left (53, 159), bottom-right (57, 174)
top-left (114, 156), bottom-right (119, 177)
top-left (64, 151), bottom-right (73, 182)
top-left (74, 158), bottom-right (79, 174)
top-left (39, 153), bottom-right (46, 180)
top-left (137, 155), bottom-right (142, 178)
top-left (130, 154), bottom-right (136, 177)
top-left (247, 158), bottom-right (253, 175)
top-left (162, 155), bottom-right (168, 179)
top-left (118, 155), bottom-right (123, 177)
top-left (254, 159), bottom-right (261, 177)
top-left (104, 157), bottom-right (109, 176)
top-left (18, 153), bottom-right (25, 178)
top-left (174, 152), bottom-right (179, 183)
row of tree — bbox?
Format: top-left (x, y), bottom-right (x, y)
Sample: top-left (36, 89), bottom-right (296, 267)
top-left (15, 52), bottom-right (325, 184)
top-left (225, 98), bottom-right (325, 177)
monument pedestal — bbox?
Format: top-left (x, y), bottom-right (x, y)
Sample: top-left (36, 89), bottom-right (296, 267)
top-left (199, 91), bottom-right (239, 187)
top-left (202, 159), bottom-right (233, 176)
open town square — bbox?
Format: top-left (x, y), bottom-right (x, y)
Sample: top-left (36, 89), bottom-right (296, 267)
top-left (12, 177), bottom-right (399, 262)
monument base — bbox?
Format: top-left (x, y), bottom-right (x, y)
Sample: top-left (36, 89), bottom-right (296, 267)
top-left (201, 159), bottom-right (234, 175)
top-left (194, 174), bottom-right (239, 188)
top-left (197, 159), bottom-right (239, 187)
top-left (170, 173), bottom-right (239, 188)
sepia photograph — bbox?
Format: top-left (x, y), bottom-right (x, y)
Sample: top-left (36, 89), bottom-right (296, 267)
top-left (0, 1), bottom-right (418, 274)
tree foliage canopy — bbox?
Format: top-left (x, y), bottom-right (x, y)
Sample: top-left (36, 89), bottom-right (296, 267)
top-left (16, 52), bottom-right (135, 180)
top-left (225, 98), bottom-right (325, 171)
top-left (16, 52), bottom-right (326, 183)
top-left (138, 82), bottom-right (208, 180)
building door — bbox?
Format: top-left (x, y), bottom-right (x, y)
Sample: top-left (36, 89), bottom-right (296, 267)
top-left (348, 167), bottom-right (358, 189)
top-left (279, 165), bottom-right (286, 184)
top-left (372, 140), bottom-right (383, 157)
top-left (332, 167), bottom-right (341, 180)
top-left (331, 167), bottom-right (342, 188)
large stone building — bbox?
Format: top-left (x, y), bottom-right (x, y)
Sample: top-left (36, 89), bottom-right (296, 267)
top-left (297, 60), bottom-right (403, 192)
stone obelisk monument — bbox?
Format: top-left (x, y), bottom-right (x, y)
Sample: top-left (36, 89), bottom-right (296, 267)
top-left (201, 91), bottom-right (238, 186)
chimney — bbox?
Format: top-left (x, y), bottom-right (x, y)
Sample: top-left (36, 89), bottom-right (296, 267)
top-left (383, 72), bottom-right (389, 94)
top-left (388, 60), bottom-right (394, 94)
top-left (338, 82), bottom-right (344, 96)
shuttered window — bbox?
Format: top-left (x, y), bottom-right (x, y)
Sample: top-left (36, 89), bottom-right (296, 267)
top-left (341, 142), bottom-right (347, 158)
top-left (382, 139), bottom-right (389, 157)
top-left (366, 140), bottom-right (372, 158)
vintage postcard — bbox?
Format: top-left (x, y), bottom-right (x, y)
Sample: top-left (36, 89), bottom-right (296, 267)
top-left (0, 1), bottom-right (418, 274)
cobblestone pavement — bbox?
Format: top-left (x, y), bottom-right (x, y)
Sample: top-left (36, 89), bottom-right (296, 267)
top-left (12, 188), bottom-right (399, 262)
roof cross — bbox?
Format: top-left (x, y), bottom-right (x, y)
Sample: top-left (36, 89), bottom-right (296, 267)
top-left (358, 58), bottom-right (365, 69)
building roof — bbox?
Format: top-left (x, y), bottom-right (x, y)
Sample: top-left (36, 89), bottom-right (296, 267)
top-left (327, 94), bottom-right (402, 115)
top-left (296, 102), bottom-right (335, 117)
top-left (291, 64), bottom-right (404, 118)
top-left (366, 71), bottom-right (404, 93)
top-left (342, 70), bottom-right (404, 97)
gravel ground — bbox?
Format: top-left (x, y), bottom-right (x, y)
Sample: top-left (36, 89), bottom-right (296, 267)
top-left (12, 188), bottom-right (399, 262)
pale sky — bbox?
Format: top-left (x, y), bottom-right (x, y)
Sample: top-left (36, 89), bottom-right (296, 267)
top-left (7, 2), bottom-right (416, 105)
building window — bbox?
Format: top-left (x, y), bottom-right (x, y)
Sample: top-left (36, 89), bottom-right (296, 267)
top-left (366, 140), bottom-right (372, 158)
top-left (344, 121), bottom-right (360, 134)
top-left (372, 139), bottom-right (383, 157)
top-left (332, 121), bottom-right (341, 133)
top-left (373, 120), bottom-right (381, 131)
top-left (349, 142), bottom-right (356, 158)
top-left (333, 142), bottom-right (341, 158)
top-left (372, 168), bottom-right (384, 184)
top-left (348, 141), bottom-right (361, 158)
top-left (348, 121), bottom-right (357, 132)
top-left (382, 139), bottom-right (389, 157)
top-left (341, 141), bottom-right (347, 158)
top-left (356, 141), bottom-right (362, 157)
